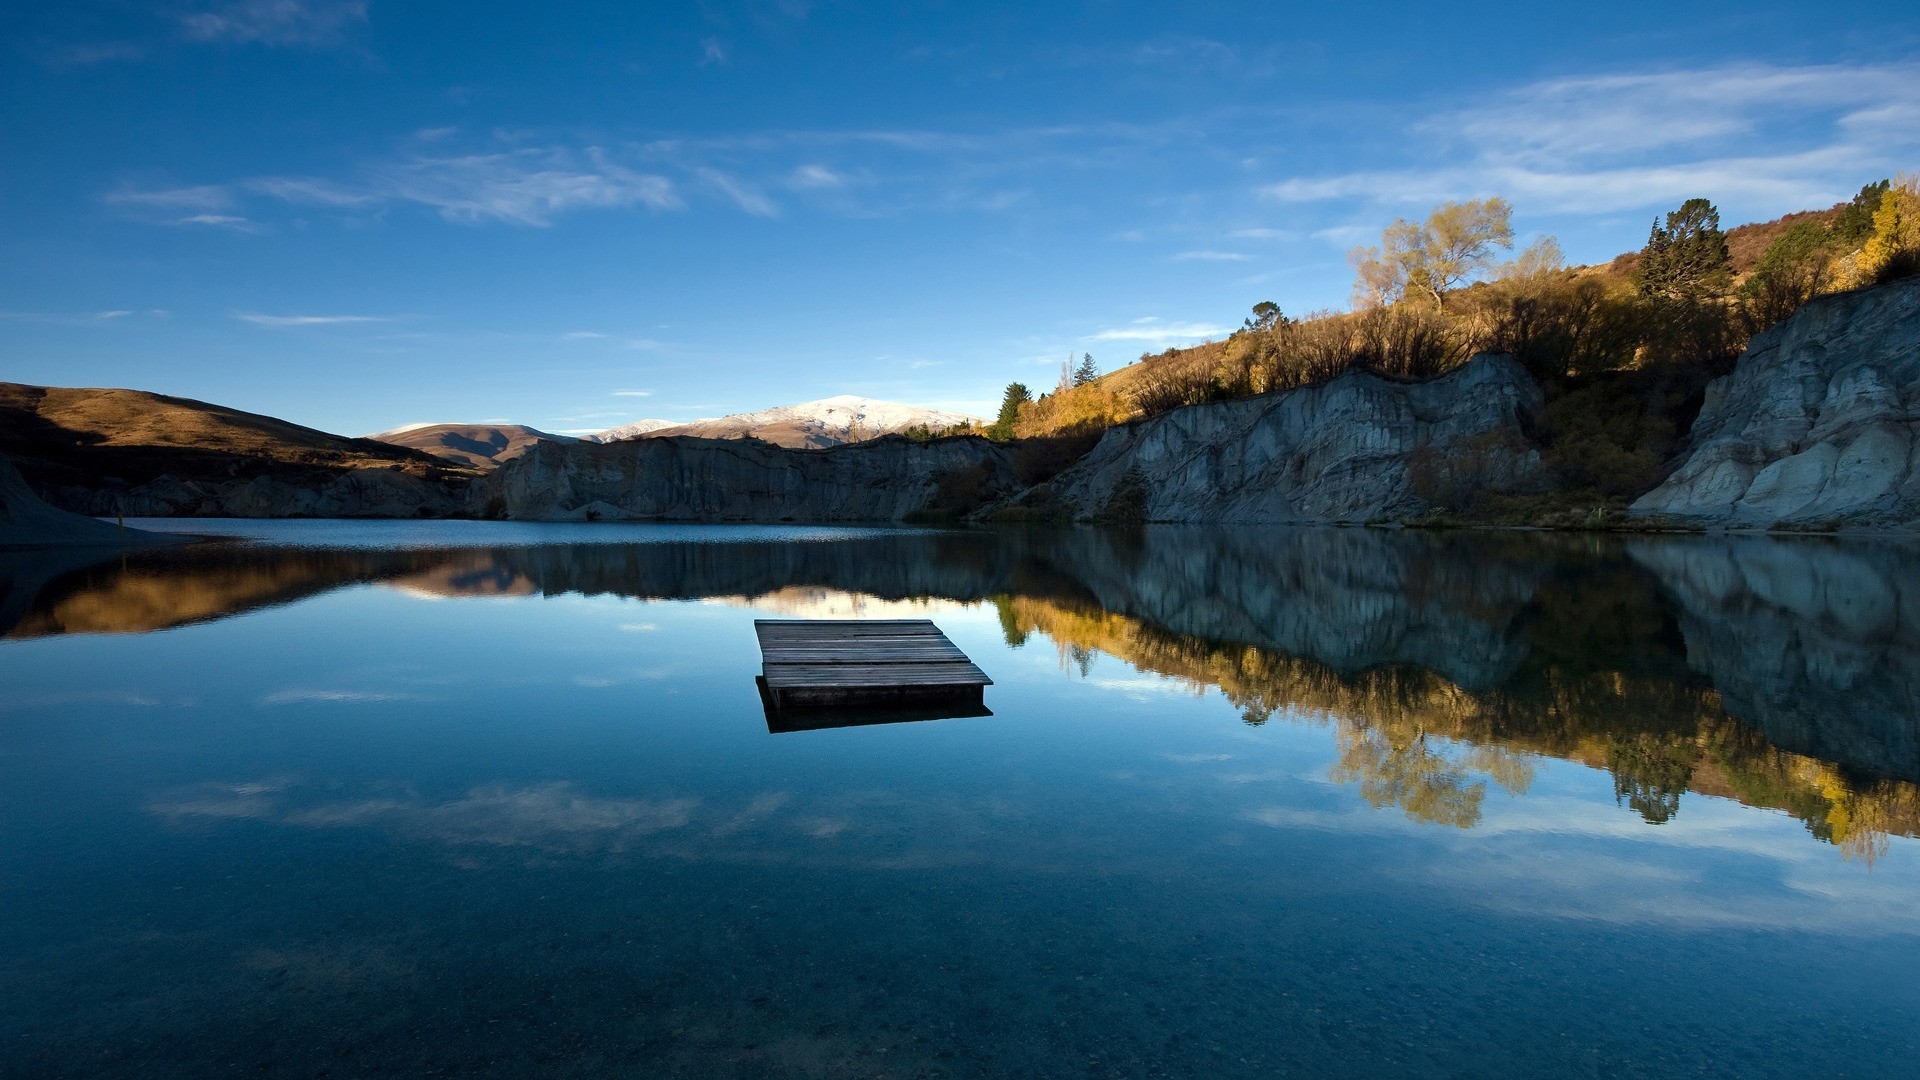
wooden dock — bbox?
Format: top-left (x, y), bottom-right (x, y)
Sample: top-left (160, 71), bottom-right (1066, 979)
top-left (754, 618), bottom-right (992, 714)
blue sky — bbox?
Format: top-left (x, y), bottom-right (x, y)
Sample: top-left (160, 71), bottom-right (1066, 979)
top-left (3, 2), bottom-right (1917, 436)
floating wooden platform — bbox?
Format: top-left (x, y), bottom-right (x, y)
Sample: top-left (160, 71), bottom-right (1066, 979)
top-left (754, 619), bottom-right (992, 716)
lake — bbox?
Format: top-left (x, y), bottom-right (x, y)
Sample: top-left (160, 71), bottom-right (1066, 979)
top-left (3, 521), bottom-right (1917, 1078)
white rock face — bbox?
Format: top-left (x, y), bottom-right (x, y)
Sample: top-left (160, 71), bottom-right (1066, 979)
top-left (1015, 354), bottom-right (1549, 523)
top-left (1632, 278), bottom-right (1920, 529)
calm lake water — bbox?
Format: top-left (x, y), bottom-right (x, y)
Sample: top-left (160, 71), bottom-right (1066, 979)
top-left (3, 522), bottom-right (1917, 1078)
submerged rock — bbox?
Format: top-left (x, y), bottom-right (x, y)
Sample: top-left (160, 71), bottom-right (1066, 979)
top-left (477, 434), bottom-right (1017, 522)
top-left (1006, 353), bottom-right (1548, 523)
top-left (1632, 277), bottom-right (1920, 529)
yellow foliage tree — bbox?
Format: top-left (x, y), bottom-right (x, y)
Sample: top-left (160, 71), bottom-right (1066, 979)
top-left (1857, 174), bottom-right (1920, 282)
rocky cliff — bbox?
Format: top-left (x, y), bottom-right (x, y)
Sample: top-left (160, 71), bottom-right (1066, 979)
top-left (55, 469), bottom-right (470, 519)
top-left (476, 434), bottom-right (1017, 522)
top-left (1632, 277), bottom-right (1920, 529)
top-left (0, 454), bottom-right (184, 548)
top-left (1005, 353), bottom-right (1548, 523)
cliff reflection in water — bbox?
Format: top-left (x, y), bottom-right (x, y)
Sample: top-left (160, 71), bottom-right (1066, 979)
top-left (5, 526), bottom-right (1916, 858)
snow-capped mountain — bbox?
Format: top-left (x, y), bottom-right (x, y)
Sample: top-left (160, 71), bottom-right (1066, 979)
top-left (585, 419), bottom-right (679, 443)
top-left (591, 396), bottom-right (982, 449)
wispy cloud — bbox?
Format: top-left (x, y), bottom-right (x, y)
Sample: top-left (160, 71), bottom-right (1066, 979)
top-left (787, 164), bottom-right (845, 189)
top-left (560, 330), bottom-right (608, 340)
top-left (1171, 250), bottom-right (1253, 262)
top-left (234, 312), bottom-right (396, 327)
top-left (1261, 62), bottom-right (1920, 216)
top-left (1090, 318), bottom-right (1229, 345)
top-left (696, 167), bottom-right (779, 216)
top-left (699, 36), bottom-right (727, 66)
top-left (611, 389), bottom-right (653, 397)
top-left (254, 146), bottom-right (683, 225)
top-left (178, 213), bottom-right (263, 232)
top-left (0, 309), bottom-right (154, 325)
top-left (259, 688), bottom-right (418, 705)
top-left (179, 1), bottom-right (369, 47)
top-left (1230, 227), bottom-right (1298, 241)
top-left (43, 41), bottom-right (148, 67)
top-left (105, 184), bottom-right (234, 211)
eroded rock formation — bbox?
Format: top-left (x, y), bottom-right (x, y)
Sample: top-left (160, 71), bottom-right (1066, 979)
top-left (476, 434), bottom-right (1017, 522)
top-left (1006, 353), bottom-right (1548, 523)
top-left (1632, 277), bottom-right (1920, 529)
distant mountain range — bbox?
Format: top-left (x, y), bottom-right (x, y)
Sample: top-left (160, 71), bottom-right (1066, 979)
top-left (587, 395), bottom-right (981, 449)
top-left (587, 419), bottom-right (680, 443)
top-left (371, 396), bottom-right (984, 466)
top-left (367, 423), bottom-right (578, 470)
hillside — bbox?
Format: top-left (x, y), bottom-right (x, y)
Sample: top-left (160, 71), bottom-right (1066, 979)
top-left (602, 395), bottom-right (981, 448)
top-left (0, 382), bottom-right (477, 517)
top-left (368, 423), bottom-right (577, 470)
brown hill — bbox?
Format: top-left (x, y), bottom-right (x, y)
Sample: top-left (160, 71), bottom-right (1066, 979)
top-left (369, 423), bottom-right (577, 470)
top-left (0, 382), bottom-right (476, 513)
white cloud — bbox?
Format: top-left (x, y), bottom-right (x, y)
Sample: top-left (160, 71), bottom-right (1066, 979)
top-left (179, 1), bottom-right (369, 47)
top-left (1261, 61), bottom-right (1920, 217)
top-left (0, 309), bottom-right (153, 325)
top-left (611, 389), bottom-right (653, 397)
top-left (253, 147), bottom-right (683, 226)
top-left (560, 330), bottom-right (608, 340)
top-left (696, 167), bottom-right (779, 217)
top-left (788, 164), bottom-right (845, 189)
top-left (246, 176), bottom-right (379, 207)
top-left (1090, 319), bottom-right (1229, 345)
top-left (1171, 250), bottom-right (1254, 262)
top-left (105, 184), bottom-right (233, 211)
top-left (178, 213), bottom-right (262, 232)
top-left (234, 312), bottom-right (395, 327)
top-left (259, 688), bottom-right (417, 704)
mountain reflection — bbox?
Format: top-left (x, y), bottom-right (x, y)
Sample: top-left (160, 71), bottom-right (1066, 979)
top-left (5, 527), bottom-right (1915, 857)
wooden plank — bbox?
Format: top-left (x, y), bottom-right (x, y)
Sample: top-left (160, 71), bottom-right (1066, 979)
top-left (763, 663), bottom-right (990, 685)
top-left (753, 618), bottom-right (990, 714)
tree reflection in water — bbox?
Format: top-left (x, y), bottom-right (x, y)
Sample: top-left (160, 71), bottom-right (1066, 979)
top-left (4, 525), bottom-right (1915, 859)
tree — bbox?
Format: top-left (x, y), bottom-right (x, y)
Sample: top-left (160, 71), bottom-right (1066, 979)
top-left (1857, 174), bottom-right (1920, 284)
top-left (1348, 197), bottom-right (1514, 309)
top-left (1497, 236), bottom-right (1565, 282)
top-left (1072, 352), bottom-right (1099, 386)
top-left (1831, 179), bottom-right (1891, 244)
top-left (988, 382), bottom-right (1030, 441)
top-left (1635, 198), bottom-right (1732, 301)
top-left (1243, 300), bottom-right (1283, 333)
top-left (1740, 220), bottom-right (1835, 327)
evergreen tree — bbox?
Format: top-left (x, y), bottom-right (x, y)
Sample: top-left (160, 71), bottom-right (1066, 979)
top-left (1072, 352), bottom-right (1098, 386)
top-left (1242, 301), bottom-right (1283, 333)
top-left (1635, 198), bottom-right (1732, 301)
top-left (1832, 180), bottom-right (1891, 244)
top-left (988, 382), bottom-right (1031, 441)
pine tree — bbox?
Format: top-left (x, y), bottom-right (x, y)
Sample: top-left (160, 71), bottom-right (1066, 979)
top-left (1635, 198), bottom-right (1732, 301)
top-left (988, 382), bottom-right (1030, 441)
top-left (1072, 352), bottom-right (1098, 386)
